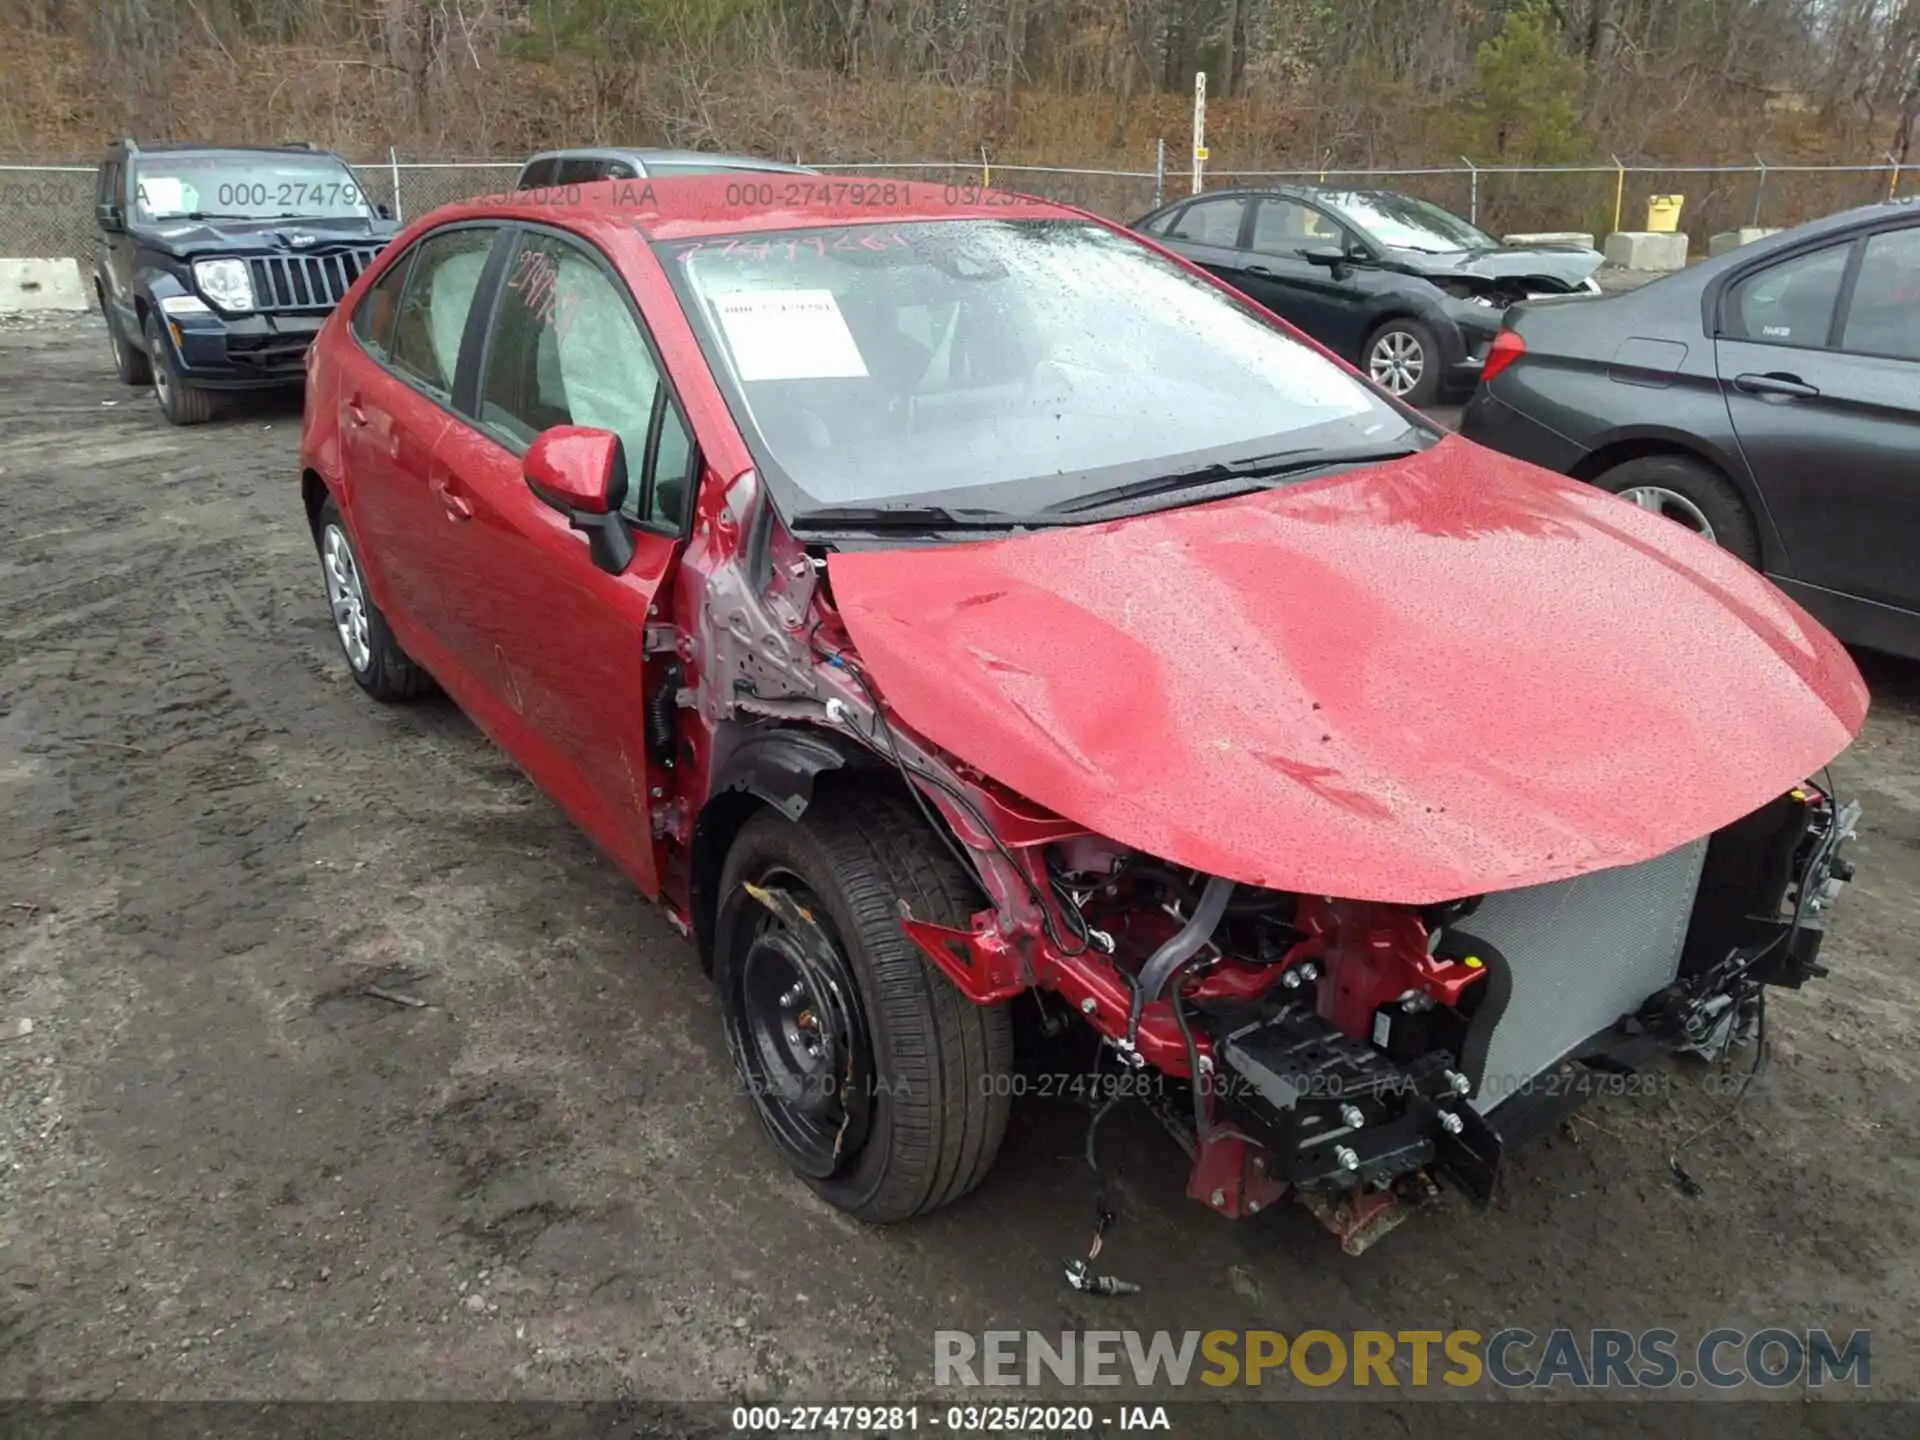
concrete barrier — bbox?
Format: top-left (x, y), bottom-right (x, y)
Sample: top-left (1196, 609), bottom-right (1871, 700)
top-left (0, 258), bottom-right (90, 312)
top-left (1602, 231), bottom-right (1689, 271)
top-left (1708, 227), bottom-right (1782, 257)
top-left (1502, 231), bottom-right (1596, 250)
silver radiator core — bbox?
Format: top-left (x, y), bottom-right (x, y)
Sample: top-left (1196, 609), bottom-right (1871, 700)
top-left (1461, 838), bottom-right (1709, 1114)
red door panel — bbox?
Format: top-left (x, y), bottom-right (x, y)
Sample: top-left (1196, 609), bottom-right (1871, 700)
top-left (427, 421), bottom-right (678, 895)
top-left (337, 363), bottom-right (450, 636)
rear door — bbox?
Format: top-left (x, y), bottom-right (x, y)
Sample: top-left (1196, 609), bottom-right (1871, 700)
top-left (429, 226), bottom-right (696, 893)
top-left (1155, 195), bottom-right (1253, 289)
top-left (339, 223), bottom-right (504, 649)
top-left (1716, 222), bottom-right (1920, 609)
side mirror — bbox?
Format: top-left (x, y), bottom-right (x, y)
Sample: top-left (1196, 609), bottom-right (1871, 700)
top-left (1302, 245), bottom-right (1349, 268)
top-left (373, 202), bottom-right (393, 221)
top-left (524, 425), bottom-right (635, 574)
top-left (98, 203), bottom-right (125, 233)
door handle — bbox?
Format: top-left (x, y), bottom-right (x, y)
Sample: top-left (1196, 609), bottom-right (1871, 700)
top-left (434, 477), bottom-right (474, 521)
top-left (1245, 264), bottom-right (1276, 277)
top-left (345, 395), bottom-right (368, 426)
top-left (1733, 372), bottom-right (1819, 400)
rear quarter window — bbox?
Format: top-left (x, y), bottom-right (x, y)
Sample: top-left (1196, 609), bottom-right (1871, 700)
top-left (351, 248), bottom-right (414, 359)
top-left (1723, 242), bottom-right (1851, 348)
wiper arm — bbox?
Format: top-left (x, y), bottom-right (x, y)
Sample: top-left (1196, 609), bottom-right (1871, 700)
top-left (1044, 444), bottom-right (1423, 515)
top-left (791, 502), bottom-right (1046, 532)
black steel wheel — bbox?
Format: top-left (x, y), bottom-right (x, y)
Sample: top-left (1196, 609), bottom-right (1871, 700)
top-left (727, 870), bottom-right (875, 1177)
top-left (713, 790), bottom-right (1014, 1222)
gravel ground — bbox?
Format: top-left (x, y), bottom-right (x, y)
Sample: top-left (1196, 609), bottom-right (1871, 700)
top-left (0, 311), bottom-right (1916, 1429)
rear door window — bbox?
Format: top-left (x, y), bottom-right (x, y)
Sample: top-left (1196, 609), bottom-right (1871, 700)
top-left (387, 227), bottom-right (498, 400)
top-left (516, 158), bottom-right (558, 191)
top-left (1723, 242), bottom-right (1852, 349)
top-left (553, 157), bottom-right (629, 186)
top-left (1167, 197), bottom-right (1249, 248)
top-left (1838, 227), bottom-right (1920, 362)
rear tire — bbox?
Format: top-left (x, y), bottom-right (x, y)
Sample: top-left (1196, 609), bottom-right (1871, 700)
top-left (714, 791), bottom-right (1013, 1222)
top-left (1363, 317), bottom-right (1441, 407)
top-left (145, 312), bottom-right (217, 426)
top-left (1592, 454), bottom-right (1761, 568)
top-left (315, 497), bottom-right (435, 702)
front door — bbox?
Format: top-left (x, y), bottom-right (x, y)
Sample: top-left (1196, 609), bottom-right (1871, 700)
top-left (1717, 222), bottom-right (1920, 610)
top-left (1239, 195), bottom-right (1369, 353)
top-left (430, 228), bottom-right (697, 894)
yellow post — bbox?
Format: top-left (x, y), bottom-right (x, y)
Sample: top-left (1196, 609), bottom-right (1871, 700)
top-left (1612, 155), bottom-right (1625, 233)
top-left (981, 146), bottom-right (990, 190)
top-left (1890, 153), bottom-right (1902, 202)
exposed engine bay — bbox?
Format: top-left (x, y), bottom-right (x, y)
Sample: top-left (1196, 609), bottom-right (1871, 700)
top-left (667, 456), bottom-right (1865, 1250)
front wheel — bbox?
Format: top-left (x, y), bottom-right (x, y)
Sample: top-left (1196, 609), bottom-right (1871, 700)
top-left (1363, 318), bottom-right (1441, 407)
top-left (714, 791), bottom-right (1013, 1223)
top-left (144, 312), bottom-right (216, 425)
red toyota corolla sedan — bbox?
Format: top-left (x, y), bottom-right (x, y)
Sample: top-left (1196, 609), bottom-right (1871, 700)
top-left (299, 177), bottom-right (1866, 1248)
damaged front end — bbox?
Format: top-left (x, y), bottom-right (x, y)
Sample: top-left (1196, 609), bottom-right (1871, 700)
top-left (681, 449), bottom-right (1866, 1252)
top-left (902, 781), bottom-right (1860, 1250)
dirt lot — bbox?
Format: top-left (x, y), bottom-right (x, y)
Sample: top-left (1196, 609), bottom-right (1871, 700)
top-left (1, 311), bottom-right (1917, 1427)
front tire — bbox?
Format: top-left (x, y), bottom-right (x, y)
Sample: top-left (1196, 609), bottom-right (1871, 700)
top-left (714, 791), bottom-right (1013, 1222)
top-left (315, 497), bottom-right (434, 702)
top-left (145, 312), bottom-right (216, 425)
top-left (1363, 318), bottom-right (1441, 407)
top-left (1592, 454), bottom-right (1762, 567)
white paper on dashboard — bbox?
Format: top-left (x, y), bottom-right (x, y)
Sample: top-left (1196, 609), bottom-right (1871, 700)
top-left (136, 176), bottom-right (189, 215)
top-left (712, 289), bottom-right (869, 382)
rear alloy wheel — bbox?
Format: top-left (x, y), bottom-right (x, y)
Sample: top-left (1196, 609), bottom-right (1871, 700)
top-left (714, 792), bottom-right (1013, 1223)
top-left (144, 312), bottom-right (216, 426)
top-left (315, 497), bottom-right (435, 702)
top-left (1364, 318), bottom-right (1440, 406)
top-left (1593, 454), bottom-right (1762, 568)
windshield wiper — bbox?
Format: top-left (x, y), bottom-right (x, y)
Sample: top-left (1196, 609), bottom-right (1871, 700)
top-left (791, 502), bottom-right (1048, 532)
top-left (1044, 443), bottom-right (1426, 515)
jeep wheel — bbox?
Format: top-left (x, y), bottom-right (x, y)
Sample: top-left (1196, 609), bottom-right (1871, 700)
top-left (144, 313), bottom-right (216, 426)
top-left (104, 301), bottom-right (150, 386)
top-left (316, 497), bottom-right (435, 702)
top-left (713, 792), bottom-right (1013, 1222)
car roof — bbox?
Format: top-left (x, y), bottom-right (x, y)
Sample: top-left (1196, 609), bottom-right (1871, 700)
top-left (523, 147), bottom-right (813, 174)
top-left (1150, 183), bottom-right (1429, 211)
top-left (436, 174), bottom-right (1086, 240)
top-left (113, 142), bottom-right (344, 159)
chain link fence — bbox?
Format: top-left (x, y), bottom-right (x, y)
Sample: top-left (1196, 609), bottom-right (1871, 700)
top-left (3, 151), bottom-right (1914, 264)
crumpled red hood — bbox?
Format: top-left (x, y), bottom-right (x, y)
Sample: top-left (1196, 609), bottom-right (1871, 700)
top-left (827, 437), bottom-right (1867, 903)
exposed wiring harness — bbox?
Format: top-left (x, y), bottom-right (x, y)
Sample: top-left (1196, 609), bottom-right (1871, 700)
top-left (807, 632), bottom-right (1092, 957)
top-left (1668, 766), bottom-right (1848, 1194)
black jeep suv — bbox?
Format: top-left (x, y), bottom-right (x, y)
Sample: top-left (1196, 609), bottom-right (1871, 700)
top-left (92, 139), bottom-right (399, 424)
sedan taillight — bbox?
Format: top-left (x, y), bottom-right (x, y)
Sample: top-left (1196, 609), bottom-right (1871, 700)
top-left (1481, 328), bottom-right (1526, 383)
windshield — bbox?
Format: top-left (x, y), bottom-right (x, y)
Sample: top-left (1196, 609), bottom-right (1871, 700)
top-left (663, 219), bottom-right (1424, 518)
top-left (132, 155), bottom-right (373, 222)
top-left (1317, 191), bottom-right (1496, 253)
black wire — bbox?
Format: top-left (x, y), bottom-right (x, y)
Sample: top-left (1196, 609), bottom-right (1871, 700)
top-left (810, 635), bottom-right (1092, 956)
top-left (1170, 961), bottom-right (1212, 1145)
top-left (1669, 989), bottom-right (1768, 1196)
top-left (1669, 770), bottom-right (1846, 1194)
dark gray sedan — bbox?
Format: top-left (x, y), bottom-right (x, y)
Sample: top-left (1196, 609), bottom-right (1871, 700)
top-left (1461, 196), bottom-right (1920, 661)
top-left (1135, 186), bottom-right (1602, 406)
